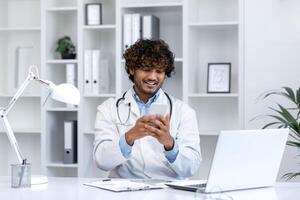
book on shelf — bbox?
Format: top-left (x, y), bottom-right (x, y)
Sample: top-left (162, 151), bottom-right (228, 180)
top-left (85, 3), bottom-right (102, 25)
top-left (142, 15), bottom-right (160, 40)
top-left (63, 120), bottom-right (77, 164)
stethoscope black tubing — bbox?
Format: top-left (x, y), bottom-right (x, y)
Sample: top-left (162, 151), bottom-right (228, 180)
top-left (116, 91), bottom-right (173, 125)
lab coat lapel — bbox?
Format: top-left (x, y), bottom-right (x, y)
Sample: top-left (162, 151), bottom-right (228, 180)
top-left (123, 89), bottom-right (140, 118)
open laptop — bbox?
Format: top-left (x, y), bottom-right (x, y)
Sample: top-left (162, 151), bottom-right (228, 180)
top-left (166, 129), bottom-right (289, 193)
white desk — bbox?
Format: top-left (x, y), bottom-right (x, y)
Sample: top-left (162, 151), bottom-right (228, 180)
top-left (0, 177), bottom-right (299, 200)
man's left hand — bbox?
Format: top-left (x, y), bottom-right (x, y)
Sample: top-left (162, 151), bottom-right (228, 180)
top-left (145, 114), bottom-right (174, 150)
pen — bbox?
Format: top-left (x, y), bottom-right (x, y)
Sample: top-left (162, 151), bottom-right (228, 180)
top-left (102, 178), bottom-right (111, 182)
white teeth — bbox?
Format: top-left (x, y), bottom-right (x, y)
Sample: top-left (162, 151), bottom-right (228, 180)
top-left (145, 81), bottom-right (156, 85)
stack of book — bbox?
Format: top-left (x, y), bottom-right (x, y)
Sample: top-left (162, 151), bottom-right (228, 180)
top-left (123, 13), bottom-right (160, 50)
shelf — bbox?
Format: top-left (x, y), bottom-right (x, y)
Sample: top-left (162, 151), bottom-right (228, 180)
top-left (83, 25), bottom-right (116, 30)
top-left (189, 21), bottom-right (239, 28)
top-left (188, 93), bottom-right (239, 98)
top-left (0, 27), bottom-right (41, 32)
top-left (46, 7), bottom-right (77, 12)
top-left (46, 163), bottom-right (78, 168)
top-left (84, 94), bottom-right (116, 98)
top-left (46, 107), bottom-right (78, 112)
top-left (46, 59), bottom-right (78, 64)
top-left (0, 128), bottom-right (40, 134)
top-left (120, 2), bottom-right (182, 8)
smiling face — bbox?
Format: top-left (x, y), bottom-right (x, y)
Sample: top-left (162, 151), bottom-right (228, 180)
top-left (130, 68), bottom-right (166, 102)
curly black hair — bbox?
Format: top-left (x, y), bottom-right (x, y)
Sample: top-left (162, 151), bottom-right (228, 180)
top-left (123, 39), bottom-right (175, 82)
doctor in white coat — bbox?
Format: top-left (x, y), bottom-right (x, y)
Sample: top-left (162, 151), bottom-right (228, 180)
top-left (93, 39), bottom-right (201, 179)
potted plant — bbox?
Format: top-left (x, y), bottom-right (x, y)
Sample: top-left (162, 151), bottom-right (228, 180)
top-left (255, 86), bottom-right (300, 180)
top-left (55, 36), bottom-right (76, 59)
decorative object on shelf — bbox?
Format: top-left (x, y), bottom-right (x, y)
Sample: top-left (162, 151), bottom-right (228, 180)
top-left (55, 36), bottom-right (76, 59)
top-left (0, 65), bottom-right (80, 187)
top-left (254, 86), bottom-right (300, 180)
top-left (85, 3), bottom-right (102, 25)
top-left (207, 63), bottom-right (231, 93)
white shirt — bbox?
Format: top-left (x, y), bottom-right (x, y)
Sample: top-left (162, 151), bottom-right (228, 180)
top-left (93, 88), bottom-right (202, 179)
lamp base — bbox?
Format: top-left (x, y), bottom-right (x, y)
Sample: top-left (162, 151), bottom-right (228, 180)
top-left (31, 175), bottom-right (48, 185)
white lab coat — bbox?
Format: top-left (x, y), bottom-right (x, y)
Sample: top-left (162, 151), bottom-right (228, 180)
top-left (93, 89), bottom-right (201, 179)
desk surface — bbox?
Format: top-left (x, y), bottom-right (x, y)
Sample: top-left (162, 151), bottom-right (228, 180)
top-left (0, 177), bottom-right (300, 200)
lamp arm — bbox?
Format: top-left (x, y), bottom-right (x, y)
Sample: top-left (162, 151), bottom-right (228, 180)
top-left (0, 65), bottom-right (40, 164)
top-left (0, 114), bottom-right (25, 164)
top-left (4, 70), bottom-right (37, 115)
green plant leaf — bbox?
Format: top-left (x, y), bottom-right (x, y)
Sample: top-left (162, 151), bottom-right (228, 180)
top-left (282, 172), bottom-right (300, 181)
top-left (261, 122), bottom-right (282, 129)
top-left (287, 141), bottom-right (300, 148)
top-left (283, 87), bottom-right (296, 102)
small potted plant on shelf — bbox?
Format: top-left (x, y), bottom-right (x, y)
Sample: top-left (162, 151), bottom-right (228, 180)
top-left (254, 86), bottom-right (300, 180)
top-left (55, 36), bottom-right (76, 59)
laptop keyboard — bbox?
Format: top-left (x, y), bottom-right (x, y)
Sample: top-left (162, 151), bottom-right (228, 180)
top-left (188, 183), bottom-right (207, 188)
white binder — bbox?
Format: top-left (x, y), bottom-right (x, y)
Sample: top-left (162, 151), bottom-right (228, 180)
top-left (92, 50), bottom-right (100, 95)
top-left (84, 50), bottom-right (93, 95)
top-left (99, 59), bottom-right (109, 93)
top-left (142, 15), bottom-right (160, 40)
top-left (132, 13), bottom-right (142, 44)
top-left (66, 63), bottom-right (77, 107)
top-left (123, 14), bottom-right (132, 50)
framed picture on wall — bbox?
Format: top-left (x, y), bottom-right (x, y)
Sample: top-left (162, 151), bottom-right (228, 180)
top-left (207, 63), bottom-right (231, 93)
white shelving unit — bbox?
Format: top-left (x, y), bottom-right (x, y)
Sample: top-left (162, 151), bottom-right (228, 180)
top-left (0, 0), bottom-right (243, 179)
top-left (0, 0), bottom-right (42, 176)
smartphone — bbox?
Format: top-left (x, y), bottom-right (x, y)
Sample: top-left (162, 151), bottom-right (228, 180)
top-left (149, 103), bottom-right (168, 117)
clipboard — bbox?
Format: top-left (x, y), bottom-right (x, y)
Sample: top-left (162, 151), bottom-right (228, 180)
top-left (83, 179), bottom-right (164, 192)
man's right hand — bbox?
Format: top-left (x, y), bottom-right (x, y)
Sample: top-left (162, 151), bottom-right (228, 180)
top-left (125, 115), bottom-right (156, 145)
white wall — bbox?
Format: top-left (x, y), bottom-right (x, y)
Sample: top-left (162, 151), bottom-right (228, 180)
top-left (244, 0), bottom-right (300, 181)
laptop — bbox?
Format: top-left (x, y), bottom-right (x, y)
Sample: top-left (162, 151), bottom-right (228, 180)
top-left (166, 129), bottom-right (289, 193)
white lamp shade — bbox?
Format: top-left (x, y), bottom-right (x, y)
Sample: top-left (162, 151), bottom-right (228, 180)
top-left (51, 83), bottom-right (80, 105)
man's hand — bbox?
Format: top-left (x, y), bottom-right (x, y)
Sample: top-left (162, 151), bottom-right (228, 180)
top-left (145, 114), bottom-right (174, 150)
top-left (125, 115), bottom-right (156, 145)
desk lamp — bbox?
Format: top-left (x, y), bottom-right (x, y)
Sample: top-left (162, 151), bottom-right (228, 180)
top-left (0, 65), bottom-right (80, 186)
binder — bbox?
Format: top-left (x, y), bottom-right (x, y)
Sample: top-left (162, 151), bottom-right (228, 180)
top-left (142, 15), bottom-right (160, 40)
top-left (66, 63), bottom-right (77, 87)
top-left (63, 121), bottom-right (77, 164)
top-left (123, 14), bottom-right (132, 50)
top-left (92, 50), bottom-right (100, 95)
top-left (85, 3), bottom-right (102, 25)
top-left (132, 13), bottom-right (142, 44)
top-left (66, 63), bottom-right (77, 108)
top-left (84, 50), bottom-right (93, 95)
top-left (99, 59), bottom-right (109, 93)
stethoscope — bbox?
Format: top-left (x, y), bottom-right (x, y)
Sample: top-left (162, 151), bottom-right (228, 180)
top-left (116, 91), bottom-right (173, 126)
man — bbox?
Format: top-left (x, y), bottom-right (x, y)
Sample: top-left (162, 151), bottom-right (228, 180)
top-left (93, 39), bottom-right (201, 179)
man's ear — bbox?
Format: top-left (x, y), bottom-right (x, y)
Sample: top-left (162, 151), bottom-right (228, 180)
top-left (129, 67), bottom-right (134, 75)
